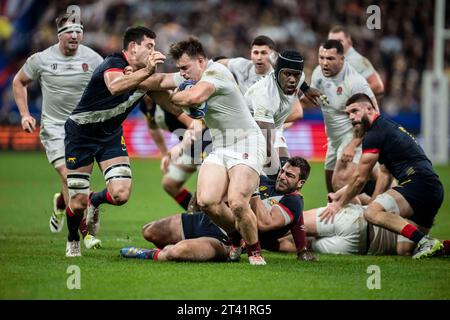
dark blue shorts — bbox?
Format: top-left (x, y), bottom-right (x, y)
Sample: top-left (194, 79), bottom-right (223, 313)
top-left (393, 175), bottom-right (444, 228)
top-left (64, 119), bottom-right (128, 170)
top-left (181, 212), bottom-right (230, 245)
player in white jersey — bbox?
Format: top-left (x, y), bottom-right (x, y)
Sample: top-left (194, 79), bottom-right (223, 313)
top-left (218, 36), bottom-right (321, 164)
top-left (218, 35), bottom-right (276, 95)
top-left (328, 25), bottom-right (384, 97)
top-left (300, 40), bottom-right (378, 193)
top-left (12, 12), bottom-right (103, 248)
top-left (141, 38), bottom-right (268, 265)
top-left (245, 50), bottom-right (305, 176)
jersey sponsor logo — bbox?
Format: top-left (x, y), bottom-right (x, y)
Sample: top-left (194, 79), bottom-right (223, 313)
top-left (51, 63), bottom-right (57, 70)
top-left (336, 86), bottom-right (343, 95)
top-left (242, 152), bottom-right (248, 160)
top-left (121, 136), bottom-right (127, 151)
top-left (204, 70), bottom-right (218, 77)
top-left (67, 157), bottom-right (77, 164)
top-left (82, 63), bottom-right (89, 72)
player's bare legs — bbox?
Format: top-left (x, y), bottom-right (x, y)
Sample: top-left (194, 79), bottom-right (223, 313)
top-left (49, 163), bottom-right (69, 233)
top-left (99, 156), bottom-right (132, 205)
top-left (196, 163), bottom-right (235, 232)
top-left (142, 214), bottom-right (183, 248)
top-left (157, 238), bottom-right (229, 262)
top-left (365, 189), bottom-right (443, 259)
top-left (228, 164), bottom-right (265, 264)
top-left (162, 163), bottom-right (196, 210)
top-left (65, 163), bottom-right (94, 256)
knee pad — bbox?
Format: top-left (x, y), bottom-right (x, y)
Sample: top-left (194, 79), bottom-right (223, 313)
top-left (103, 163), bottom-right (132, 182)
top-left (67, 173), bottom-right (90, 198)
top-left (373, 193), bottom-right (400, 215)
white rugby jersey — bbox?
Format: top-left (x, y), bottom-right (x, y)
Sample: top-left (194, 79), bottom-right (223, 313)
top-left (245, 71), bottom-right (305, 129)
top-left (23, 44), bottom-right (103, 125)
top-left (345, 47), bottom-right (375, 80)
top-left (174, 60), bottom-right (261, 148)
top-left (311, 62), bottom-right (374, 141)
top-left (227, 57), bottom-right (272, 94)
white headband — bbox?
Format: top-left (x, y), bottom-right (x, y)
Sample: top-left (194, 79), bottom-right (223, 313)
top-left (57, 23), bottom-right (83, 36)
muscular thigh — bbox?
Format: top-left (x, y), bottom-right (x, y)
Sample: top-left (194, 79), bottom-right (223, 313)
top-left (180, 237), bottom-right (229, 261)
top-left (143, 214), bottom-right (183, 245)
top-left (197, 162), bottom-right (229, 204)
top-left (227, 164), bottom-right (259, 202)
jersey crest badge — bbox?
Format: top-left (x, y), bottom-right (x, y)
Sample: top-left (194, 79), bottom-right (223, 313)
top-left (82, 63), bottom-right (89, 72)
top-left (336, 86), bottom-right (343, 95)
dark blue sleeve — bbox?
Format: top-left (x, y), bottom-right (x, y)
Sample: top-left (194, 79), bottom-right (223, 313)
top-left (278, 195), bottom-right (303, 224)
top-left (362, 130), bottom-right (382, 155)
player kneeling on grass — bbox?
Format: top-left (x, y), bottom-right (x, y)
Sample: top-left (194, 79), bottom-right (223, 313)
top-left (120, 157), bottom-right (316, 262)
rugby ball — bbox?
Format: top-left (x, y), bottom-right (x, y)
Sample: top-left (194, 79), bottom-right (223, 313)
top-left (178, 80), bottom-right (208, 119)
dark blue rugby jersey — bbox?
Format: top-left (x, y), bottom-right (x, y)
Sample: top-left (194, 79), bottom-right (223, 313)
top-left (362, 115), bottom-right (438, 181)
top-left (257, 175), bottom-right (304, 243)
top-left (69, 52), bottom-right (146, 133)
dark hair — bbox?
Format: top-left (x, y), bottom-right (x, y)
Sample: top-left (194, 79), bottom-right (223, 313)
top-left (123, 26), bottom-right (156, 50)
top-left (212, 56), bottom-right (228, 62)
top-left (321, 39), bottom-right (344, 55)
top-left (169, 37), bottom-right (207, 60)
top-left (345, 93), bottom-right (375, 109)
top-left (329, 25), bottom-right (351, 39)
top-left (287, 156), bottom-right (311, 181)
top-left (55, 12), bottom-right (83, 29)
top-left (251, 35), bottom-right (275, 50)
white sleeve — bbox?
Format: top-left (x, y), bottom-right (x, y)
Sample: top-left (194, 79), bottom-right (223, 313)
top-left (252, 97), bottom-right (275, 124)
top-left (350, 74), bottom-right (375, 98)
top-left (310, 66), bottom-right (321, 89)
top-left (172, 72), bottom-right (185, 87)
top-left (227, 57), bottom-right (249, 74)
top-left (353, 57), bottom-right (375, 79)
top-left (22, 52), bottom-right (42, 80)
top-left (200, 68), bottom-right (227, 93)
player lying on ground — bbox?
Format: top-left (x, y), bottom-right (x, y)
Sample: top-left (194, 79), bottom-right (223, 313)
top-left (120, 157), bottom-right (316, 262)
top-left (279, 203), bottom-right (450, 257)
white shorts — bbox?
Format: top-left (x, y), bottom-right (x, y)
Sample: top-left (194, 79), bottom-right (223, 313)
top-left (39, 122), bottom-right (65, 166)
top-left (325, 132), bottom-right (362, 171)
top-left (204, 133), bottom-right (266, 174)
top-left (274, 128), bottom-right (288, 149)
top-left (311, 204), bottom-right (368, 254)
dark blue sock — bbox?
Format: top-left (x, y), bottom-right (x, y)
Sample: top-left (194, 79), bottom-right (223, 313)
top-left (90, 189), bottom-right (108, 207)
top-left (66, 207), bottom-right (82, 242)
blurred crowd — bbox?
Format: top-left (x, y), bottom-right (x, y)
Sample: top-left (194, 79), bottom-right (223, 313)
top-left (1, 0), bottom-right (449, 125)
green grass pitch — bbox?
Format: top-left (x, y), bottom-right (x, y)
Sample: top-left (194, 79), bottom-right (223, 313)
top-left (0, 152), bottom-right (449, 299)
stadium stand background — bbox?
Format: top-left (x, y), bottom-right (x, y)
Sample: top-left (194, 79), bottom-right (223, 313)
top-left (1, 0), bottom-right (448, 159)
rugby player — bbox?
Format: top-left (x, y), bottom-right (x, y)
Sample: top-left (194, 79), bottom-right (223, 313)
top-left (63, 26), bottom-right (165, 257)
top-left (120, 157), bottom-right (315, 262)
top-left (321, 93), bottom-right (445, 260)
top-left (12, 12), bottom-right (103, 248)
top-left (300, 39), bottom-right (379, 193)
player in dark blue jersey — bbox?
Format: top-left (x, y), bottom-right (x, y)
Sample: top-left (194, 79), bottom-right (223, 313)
top-left (119, 157), bottom-right (316, 262)
top-left (321, 93), bottom-right (445, 260)
top-left (63, 26), bottom-right (166, 257)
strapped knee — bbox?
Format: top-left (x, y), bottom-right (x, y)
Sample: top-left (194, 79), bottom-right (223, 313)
top-left (67, 173), bottom-right (90, 198)
top-left (103, 163), bottom-right (132, 182)
top-left (373, 193), bottom-right (400, 215)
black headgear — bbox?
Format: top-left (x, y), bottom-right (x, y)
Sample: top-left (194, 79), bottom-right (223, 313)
top-left (275, 50), bottom-right (304, 86)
